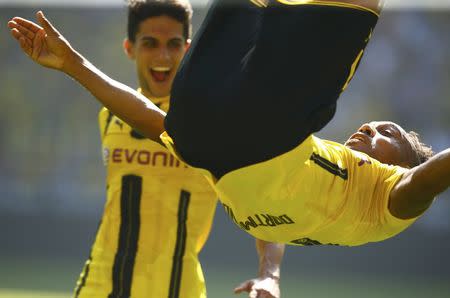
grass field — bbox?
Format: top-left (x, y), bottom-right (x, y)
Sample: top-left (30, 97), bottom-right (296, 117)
top-left (2, 275), bottom-right (450, 298)
top-left (1, 257), bottom-right (450, 298)
top-left (0, 289), bottom-right (70, 298)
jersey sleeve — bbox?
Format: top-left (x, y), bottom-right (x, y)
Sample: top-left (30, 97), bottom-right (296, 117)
top-left (346, 150), bottom-right (417, 241)
top-left (373, 160), bottom-right (417, 231)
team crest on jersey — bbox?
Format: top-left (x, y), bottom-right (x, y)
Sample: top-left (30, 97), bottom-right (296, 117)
top-left (353, 151), bottom-right (372, 167)
top-left (102, 147), bottom-right (110, 166)
top-left (358, 156), bottom-right (372, 167)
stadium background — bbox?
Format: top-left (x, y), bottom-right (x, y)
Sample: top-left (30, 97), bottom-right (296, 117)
top-left (0, 1), bottom-right (449, 297)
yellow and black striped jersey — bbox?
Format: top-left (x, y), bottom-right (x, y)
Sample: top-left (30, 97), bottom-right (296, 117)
top-left (74, 99), bottom-right (217, 298)
top-left (161, 133), bottom-right (417, 247)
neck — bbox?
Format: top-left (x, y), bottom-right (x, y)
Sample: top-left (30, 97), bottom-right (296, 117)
top-left (139, 88), bottom-right (169, 101)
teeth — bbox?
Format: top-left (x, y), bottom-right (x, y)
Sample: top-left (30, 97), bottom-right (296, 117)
top-left (152, 67), bottom-right (171, 72)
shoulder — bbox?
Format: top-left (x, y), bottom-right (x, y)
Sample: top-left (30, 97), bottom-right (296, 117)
top-left (312, 136), bottom-right (407, 178)
top-left (311, 135), bottom-right (351, 164)
top-left (98, 107), bottom-right (113, 126)
top-left (98, 107), bottom-right (114, 138)
top-left (99, 107), bottom-right (109, 118)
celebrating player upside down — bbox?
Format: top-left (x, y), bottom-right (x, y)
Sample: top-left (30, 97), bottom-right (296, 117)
top-left (8, 0), bottom-right (450, 251)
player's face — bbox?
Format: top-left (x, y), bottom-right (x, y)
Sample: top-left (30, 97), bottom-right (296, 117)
top-left (344, 121), bottom-right (415, 167)
top-left (124, 15), bottom-right (190, 98)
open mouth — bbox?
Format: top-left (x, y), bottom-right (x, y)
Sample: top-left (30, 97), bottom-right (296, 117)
top-left (347, 133), bottom-right (369, 145)
top-left (353, 136), bottom-right (366, 142)
top-left (150, 67), bottom-right (171, 82)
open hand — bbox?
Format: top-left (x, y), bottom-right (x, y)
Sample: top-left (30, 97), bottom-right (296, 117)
top-left (234, 276), bottom-right (280, 298)
top-left (8, 11), bottom-right (73, 70)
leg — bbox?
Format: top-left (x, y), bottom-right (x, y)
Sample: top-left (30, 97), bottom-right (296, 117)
top-left (312, 0), bottom-right (384, 14)
top-left (235, 0), bottom-right (380, 168)
top-left (167, 0), bottom-right (381, 178)
top-left (166, 0), bottom-right (264, 176)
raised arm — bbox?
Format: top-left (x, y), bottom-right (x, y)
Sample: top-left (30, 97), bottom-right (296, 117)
top-left (8, 11), bottom-right (165, 143)
top-left (234, 239), bottom-right (285, 298)
top-left (389, 148), bottom-right (450, 219)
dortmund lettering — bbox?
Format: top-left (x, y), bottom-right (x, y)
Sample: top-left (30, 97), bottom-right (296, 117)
top-left (222, 203), bottom-right (238, 225)
top-left (222, 204), bottom-right (296, 231)
top-left (254, 215), bottom-right (268, 227)
top-left (280, 214), bottom-right (295, 224)
top-left (240, 216), bottom-right (259, 231)
top-left (240, 214), bottom-right (296, 231)
top-left (261, 214), bottom-right (277, 226)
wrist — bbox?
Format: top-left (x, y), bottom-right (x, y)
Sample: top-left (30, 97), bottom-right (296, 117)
top-left (259, 269), bottom-right (280, 281)
top-left (61, 49), bottom-right (84, 75)
top-left (261, 273), bottom-right (280, 283)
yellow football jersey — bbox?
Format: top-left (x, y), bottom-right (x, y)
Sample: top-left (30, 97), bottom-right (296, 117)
top-left (161, 133), bottom-right (416, 247)
top-left (74, 100), bottom-right (217, 298)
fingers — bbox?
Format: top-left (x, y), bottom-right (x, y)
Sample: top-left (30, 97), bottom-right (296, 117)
top-left (19, 36), bottom-right (32, 56)
top-left (234, 281), bottom-right (277, 298)
top-left (8, 20), bottom-right (34, 50)
top-left (9, 16), bottom-right (42, 33)
top-left (36, 11), bottom-right (60, 37)
top-left (9, 27), bottom-right (33, 56)
top-left (9, 26), bottom-right (22, 41)
top-left (8, 20), bottom-right (37, 41)
top-left (234, 281), bottom-right (253, 294)
top-left (10, 11), bottom-right (60, 39)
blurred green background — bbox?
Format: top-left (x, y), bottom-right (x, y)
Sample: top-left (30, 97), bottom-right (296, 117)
top-left (1, 2), bottom-right (450, 298)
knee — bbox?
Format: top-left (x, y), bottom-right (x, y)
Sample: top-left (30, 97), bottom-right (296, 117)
top-left (276, 0), bottom-right (384, 15)
top-left (339, 0), bottom-right (384, 14)
top-left (321, 0), bottom-right (383, 14)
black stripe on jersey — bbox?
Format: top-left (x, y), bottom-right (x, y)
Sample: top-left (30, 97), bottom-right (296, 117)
top-left (108, 175), bottom-right (142, 298)
top-left (103, 111), bottom-right (114, 136)
top-left (73, 256), bottom-right (92, 298)
top-left (130, 129), bottom-right (146, 140)
top-left (310, 153), bottom-right (348, 180)
top-left (74, 219), bottom-right (103, 298)
top-left (168, 190), bottom-right (191, 298)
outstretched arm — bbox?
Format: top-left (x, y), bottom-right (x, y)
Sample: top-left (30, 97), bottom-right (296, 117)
top-left (389, 149), bottom-right (450, 219)
top-left (8, 11), bottom-right (165, 143)
top-left (234, 239), bottom-right (285, 298)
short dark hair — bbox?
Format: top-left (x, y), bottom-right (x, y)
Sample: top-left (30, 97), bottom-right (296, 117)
top-left (406, 131), bottom-right (434, 167)
top-left (126, 0), bottom-right (193, 42)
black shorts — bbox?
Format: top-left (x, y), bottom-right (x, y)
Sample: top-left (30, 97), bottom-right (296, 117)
top-left (166, 0), bottom-right (379, 178)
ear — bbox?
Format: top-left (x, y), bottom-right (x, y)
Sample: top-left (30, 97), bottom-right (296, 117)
top-left (123, 38), bottom-right (135, 60)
